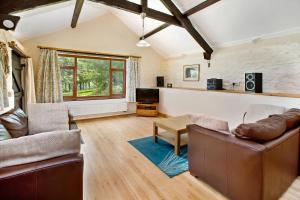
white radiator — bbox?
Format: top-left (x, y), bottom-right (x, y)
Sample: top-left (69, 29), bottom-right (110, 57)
top-left (66, 99), bottom-right (128, 117)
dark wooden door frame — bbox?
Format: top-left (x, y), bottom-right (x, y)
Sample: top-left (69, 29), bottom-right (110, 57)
top-left (11, 51), bottom-right (25, 109)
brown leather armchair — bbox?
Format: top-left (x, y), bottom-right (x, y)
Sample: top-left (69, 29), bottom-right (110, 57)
top-left (188, 124), bottom-right (299, 200)
top-left (0, 154), bottom-right (83, 200)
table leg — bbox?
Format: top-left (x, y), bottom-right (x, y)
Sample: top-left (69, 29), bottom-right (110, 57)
top-left (175, 133), bottom-right (180, 155)
top-left (153, 123), bottom-right (158, 143)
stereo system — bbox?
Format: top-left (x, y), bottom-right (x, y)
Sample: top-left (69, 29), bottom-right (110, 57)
top-left (156, 76), bottom-right (164, 87)
top-left (245, 73), bottom-right (263, 93)
top-left (207, 78), bottom-right (223, 90)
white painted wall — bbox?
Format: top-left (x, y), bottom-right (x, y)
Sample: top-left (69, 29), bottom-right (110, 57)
top-left (160, 32), bottom-right (300, 127)
top-left (21, 13), bottom-right (164, 116)
top-left (159, 88), bottom-right (300, 129)
top-left (161, 33), bottom-right (300, 93)
top-left (16, 9), bottom-right (300, 119)
top-left (22, 13), bottom-right (164, 88)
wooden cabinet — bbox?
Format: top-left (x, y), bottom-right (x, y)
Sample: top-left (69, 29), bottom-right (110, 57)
top-left (136, 103), bottom-right (159, 117)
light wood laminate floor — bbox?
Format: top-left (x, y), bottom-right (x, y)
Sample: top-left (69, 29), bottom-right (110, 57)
top-left (77, 115), bottom-right (300, 200)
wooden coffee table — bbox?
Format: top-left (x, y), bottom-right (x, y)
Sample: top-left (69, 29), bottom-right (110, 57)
top-left (153, 115), bottom-right (191, 155)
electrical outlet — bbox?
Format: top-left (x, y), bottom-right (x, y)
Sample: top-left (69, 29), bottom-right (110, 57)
top-left (234, 82), bottom-right (241, 87)
top-left (232, 82), bottom-right (241, 90)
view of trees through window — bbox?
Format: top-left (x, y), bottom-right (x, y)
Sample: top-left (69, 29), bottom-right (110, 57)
top-left (59, 54), bottom-right (126, 100)
top-left (77, 58), bottom-right (110, 97)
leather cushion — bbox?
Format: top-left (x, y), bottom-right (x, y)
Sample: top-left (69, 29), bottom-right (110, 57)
top-left (0, 124), bottom-right (12, 141)
top-left (234, 115), bottom-right (287, 142)
top-left (270, 108), bottom-right (300, 130)
top-left (0, 108), bottom-right (28, 138)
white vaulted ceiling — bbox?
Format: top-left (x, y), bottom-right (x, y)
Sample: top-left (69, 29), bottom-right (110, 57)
top-left (12, 1), bottom-right (108, 40)
top-left (11, 0), bottom-right (300, 58)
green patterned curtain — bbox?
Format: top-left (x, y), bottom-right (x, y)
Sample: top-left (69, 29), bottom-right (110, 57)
top-left (36, 49), bottom-right (63, 103)
top-left (0, 42), bottom-right (9, 111)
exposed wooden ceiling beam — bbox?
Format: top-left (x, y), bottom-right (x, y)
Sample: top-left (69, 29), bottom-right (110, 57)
top-left (90, 0), bottom-right (182, 27)
top-left (0, 0), bottom-right (70, 14)
top-left (160, 0), bottom-right (213, 57)
top-left (141, 0), bottom-right (147, 13)
top-left (0, 14), bottom-right (21, 31)
top-left (71, 0), bottom-right (84, 28)
top-left (140, 23), bottom-right (170, 40)
top-left (184, 0), bottom-right (220, 17)
top-left (142, 0), bottom-right (219, 41)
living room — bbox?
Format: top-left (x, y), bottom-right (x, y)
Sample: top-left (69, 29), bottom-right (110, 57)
top-left (1, 0), bottom-right (300, 200)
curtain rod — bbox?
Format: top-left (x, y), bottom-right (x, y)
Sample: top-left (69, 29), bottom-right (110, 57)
top-left (9, 41), bottom-right (30, 58)
top-left (37, 45), bottom-right (141, 59)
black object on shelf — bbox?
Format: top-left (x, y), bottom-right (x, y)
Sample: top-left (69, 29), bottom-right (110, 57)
top-left (245, 73), bottom-right (263, 93)
top-left (156, 76), bottom-right (164, 87)
top-left (207, 78), bottom-right (223, 90)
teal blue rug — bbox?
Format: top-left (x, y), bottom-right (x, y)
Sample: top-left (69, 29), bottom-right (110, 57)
top-left (128, 136), bottom-right (188, 177)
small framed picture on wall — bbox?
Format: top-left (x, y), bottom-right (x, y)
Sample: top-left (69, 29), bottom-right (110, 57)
top-left (183, 64), bottom-right (200, 81)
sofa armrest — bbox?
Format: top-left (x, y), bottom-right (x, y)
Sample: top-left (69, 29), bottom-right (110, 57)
top-left (188, 124), bottom-right (265, 151)
top-left (263, 128), bottom-right (299, 149)
top-left (0, 154), bottom-right (83, 200)
top-left (261, 128), bottom-right (299, 200)
top-left (187, 124), bottom-right (265, 200)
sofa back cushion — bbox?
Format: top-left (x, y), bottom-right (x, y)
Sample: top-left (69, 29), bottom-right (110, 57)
top-left (234, 115), bottom-right (287, 142)
top-left (271, 108), bottom-right (300, 131)
top-left (243, 104), bottom-right (286, 124)
top-left (0, 108), bottom-right (28, 138)
top-left (0, 129), bottom-right (81, 168)
top-left (190, 114), bottom-right (230, 134)
top-left (0, 124), bottom-right (11, 141)
top-left (28, 103), bottom-right (69, 134)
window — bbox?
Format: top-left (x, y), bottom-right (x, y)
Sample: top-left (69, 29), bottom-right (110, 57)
top-left (59, 54), bottom-right (126, 100)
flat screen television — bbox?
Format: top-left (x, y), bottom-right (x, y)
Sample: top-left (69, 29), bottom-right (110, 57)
top-left (136, 88), bottom-right (159, 104)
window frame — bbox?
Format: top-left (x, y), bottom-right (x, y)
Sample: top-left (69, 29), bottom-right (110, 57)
top-left (59, 53), bottom-right (126, 101)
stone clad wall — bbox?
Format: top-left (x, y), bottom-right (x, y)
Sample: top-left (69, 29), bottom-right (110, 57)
top-left (161, 33), bottom-right (300, 93)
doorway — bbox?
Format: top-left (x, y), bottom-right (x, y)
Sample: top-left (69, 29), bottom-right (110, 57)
top-left (11, 51), bottom-right (24, 109)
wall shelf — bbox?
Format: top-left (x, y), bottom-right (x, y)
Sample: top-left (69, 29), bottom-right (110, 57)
top-left (162, 87), bottom-right (300, 99)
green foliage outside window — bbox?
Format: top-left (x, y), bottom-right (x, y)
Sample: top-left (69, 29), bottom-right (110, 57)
top-left (77, 58), bottom-right (110, 96)
top-left (59, 55), bottom-right (125, 98)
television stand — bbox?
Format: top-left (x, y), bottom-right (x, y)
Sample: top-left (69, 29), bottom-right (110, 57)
top-left (136, 103), bottom-right (159, 117)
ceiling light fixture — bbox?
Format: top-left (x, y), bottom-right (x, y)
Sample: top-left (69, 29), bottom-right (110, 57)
top-left (3, 19), bottom-right (15, 29)
top-left (136, 12), bottom-right (150, 48)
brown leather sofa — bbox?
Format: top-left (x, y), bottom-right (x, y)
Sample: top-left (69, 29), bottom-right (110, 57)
top-left (0, 105), bottom-right (84, 200)
top-left (0, 154), bottom-right (83, 200)
top-left (188, 124), bottom-right (299, 200)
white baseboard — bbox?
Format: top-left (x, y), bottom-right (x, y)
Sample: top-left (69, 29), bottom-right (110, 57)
top-left (72, 111), bottom-right (135, 121)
